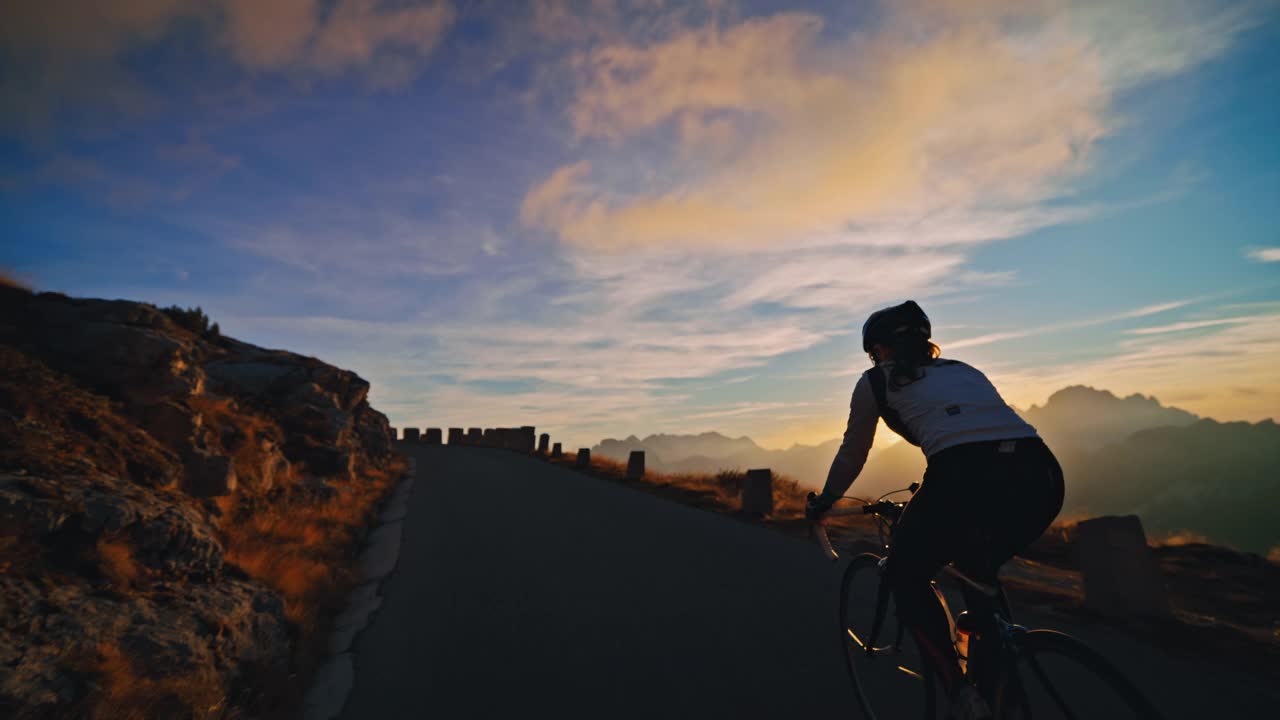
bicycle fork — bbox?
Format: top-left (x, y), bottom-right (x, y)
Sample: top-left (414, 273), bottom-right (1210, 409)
top-left (851, 557), bottom-right (903, 658)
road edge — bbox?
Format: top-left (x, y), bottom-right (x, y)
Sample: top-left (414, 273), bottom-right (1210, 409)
top-left (302, 455), bottom-right (417, 720)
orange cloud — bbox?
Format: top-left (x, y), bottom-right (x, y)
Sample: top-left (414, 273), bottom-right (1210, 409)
top-left (521, 1), bottom-right (1253, 251)
top-left (0, 0), bottom-right (455, 139)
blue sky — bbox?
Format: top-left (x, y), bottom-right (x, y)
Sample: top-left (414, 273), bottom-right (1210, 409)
top-left (3, 0), bottom-right (1278, 450)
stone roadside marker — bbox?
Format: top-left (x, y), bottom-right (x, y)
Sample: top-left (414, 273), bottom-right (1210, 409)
top-left (538, 433), bottom-right (550, 454)
top-left (447, 427), bottom-right (464, 445)
top-left (402, 428), bottom-right (420, 442)
top-left (1075, 515), bottom-right (1172, 618)
top-left (551, 442), bottom-right (562, 458)
top-left (423, 428), bottom-right (442, 445)
top-left (576, 448), bottom-right (591, 468)
top-left (467, 428), bottom-right (482, 445)
top-left (626, 451), bottom-right (645, 480)
top-left (742, 468), bottom-right (774, 517)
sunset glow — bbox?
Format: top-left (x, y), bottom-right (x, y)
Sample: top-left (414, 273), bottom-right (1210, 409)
top-left (3, 0), bottom-right (1277, 450)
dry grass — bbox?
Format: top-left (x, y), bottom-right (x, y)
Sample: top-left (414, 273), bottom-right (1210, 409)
top-left (1154, 530), bottom-right (1212, 547)
top-left (95, 538), bottom-right (141, 590)
top-left (546, 452), bottom-right (812, 521)
top-left (75, 643), bottom-right (226, 720)
top-left (219, 455), bottom-right (407, 711)
top-left (187, 394), bottom-right (281, 491)
top-left (0, 268), bottom-right (31, 291)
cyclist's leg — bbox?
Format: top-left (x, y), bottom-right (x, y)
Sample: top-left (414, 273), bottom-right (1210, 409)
top-left (955, 439), bottom-right (1065, 695)
top-left (885, 469), bottom-right (969, 696)
top-left (974, 438), bottom-right (1064, 572)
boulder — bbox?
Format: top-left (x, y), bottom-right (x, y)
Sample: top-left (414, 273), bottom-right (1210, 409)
top-left (137, 400), bottom-right (203, 452)
top-left (1075, 515), bottom-right (1172, 618)
top-left (0, 574), bottom-right (290, 717)
top-left (1, 472), bottom-right (225, 577)
top-left (182, 450), bottom-right (237, 498)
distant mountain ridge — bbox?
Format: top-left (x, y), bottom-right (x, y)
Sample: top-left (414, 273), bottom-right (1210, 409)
top-left (593, 432), bottom-right (841, 486)
top-left (593, 386), bottom-right (1279, 553)
top-left (1067, 418), bottom-right (1280, 553)
top-left (1020, 385), bottom-right (1200, 453)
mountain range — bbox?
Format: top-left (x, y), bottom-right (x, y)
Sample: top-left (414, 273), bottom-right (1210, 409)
top-left (593, 386), bottom-right (1280, 554)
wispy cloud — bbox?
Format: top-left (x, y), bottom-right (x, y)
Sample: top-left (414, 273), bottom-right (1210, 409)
top-left (1247, 247), bottom-right (1280, 263)
top-left (519, 1), bottom-right (1256, 251)
top-left (1128, 317), bottom-right (1254, 335)
top-left (0, 0), bottom-right (456, 140)
top-left (947, 298), bottom-right (1198, 349)
top-left (996, 308), bottom-right (1280, 422)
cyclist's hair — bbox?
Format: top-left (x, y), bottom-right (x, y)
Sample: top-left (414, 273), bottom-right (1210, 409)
top-left (875, 334), bottom-right (941, 390)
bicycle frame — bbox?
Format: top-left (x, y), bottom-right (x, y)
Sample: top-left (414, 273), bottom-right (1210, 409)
top-left (815, 490), bottom-right (1012, 669)
top-left (815, 489), bottom-right (1163, 719)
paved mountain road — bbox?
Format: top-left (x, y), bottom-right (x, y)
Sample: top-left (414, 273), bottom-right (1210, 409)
top-left (341, 446), bottom-right (1278, 718)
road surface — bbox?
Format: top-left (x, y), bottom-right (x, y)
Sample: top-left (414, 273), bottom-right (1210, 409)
top-left (341, 446), bottom-right (1278, 718)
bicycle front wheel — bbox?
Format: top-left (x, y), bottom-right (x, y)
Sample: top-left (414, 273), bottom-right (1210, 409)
top-left (839, 553), bottom-right (941, 720)
top-left (994, 629), bottom-right (1163, 720)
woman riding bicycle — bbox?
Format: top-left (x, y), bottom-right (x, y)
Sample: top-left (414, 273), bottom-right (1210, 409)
top-left (806, 300), bottom-right (1064, 720)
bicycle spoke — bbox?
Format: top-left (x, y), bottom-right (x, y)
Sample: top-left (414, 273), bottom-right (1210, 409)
top-left (997, 630), bottom-right (1162, 720)
top-left (1025, 655), bottom-right (1076, 720)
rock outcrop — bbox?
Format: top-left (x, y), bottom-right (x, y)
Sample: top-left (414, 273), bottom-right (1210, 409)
top-left (0, 285), bottom-right (395, 717)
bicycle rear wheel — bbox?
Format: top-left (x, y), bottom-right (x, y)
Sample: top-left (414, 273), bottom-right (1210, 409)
top-left (839, 553), bottom-right (941, 719)
top-left (994, 630), bottom-right (1163, 720)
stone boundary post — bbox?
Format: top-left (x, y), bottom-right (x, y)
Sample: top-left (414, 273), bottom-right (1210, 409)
top-left (551, 442), bottom-right (562, 458)
top-left (742, 468), bottom-right (774, 517)
top-left (626, 451), bottom-right (645, 480)
top-left (576, 448), bottom-right (591, 468)
top-left (538, 433), bottom-right (550, 454)
top-left (424, 428), bottom-right (442, 445)
top-left (402, 428), bottom-right (420, 442)
top-left (467, 428), bottom-right (482, 445)
top-left (447, 428), bottom-right (463, 445)
top-left (1075, 515), bottom-right (1172, 618)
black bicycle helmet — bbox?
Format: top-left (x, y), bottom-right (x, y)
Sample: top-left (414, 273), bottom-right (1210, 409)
top-left (861, 300), bottom-right (931, 352)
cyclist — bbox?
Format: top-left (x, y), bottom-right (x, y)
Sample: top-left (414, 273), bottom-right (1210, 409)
top-left (806, 300), bottom-right (1064, 720)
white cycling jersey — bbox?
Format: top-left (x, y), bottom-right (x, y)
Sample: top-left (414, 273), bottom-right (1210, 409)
top-left (822, 358), bottom-right (1039, 494)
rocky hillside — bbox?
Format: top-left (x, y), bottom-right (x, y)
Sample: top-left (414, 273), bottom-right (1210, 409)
top-left (0, 285), bottom-right (396, 718)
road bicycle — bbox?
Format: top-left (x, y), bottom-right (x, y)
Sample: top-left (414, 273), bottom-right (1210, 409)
top-left (810, 486), bottom-right (1163, 719)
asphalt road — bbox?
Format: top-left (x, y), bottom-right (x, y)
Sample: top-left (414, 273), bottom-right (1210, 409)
top-left (342, 446), bottom-right (1279, 719)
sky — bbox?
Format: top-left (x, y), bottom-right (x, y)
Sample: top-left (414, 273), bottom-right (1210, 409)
top-left (2, 0), bottom-right (1278, 451)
